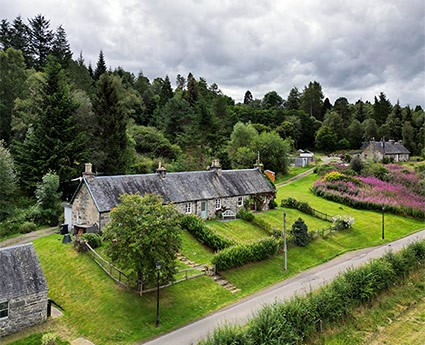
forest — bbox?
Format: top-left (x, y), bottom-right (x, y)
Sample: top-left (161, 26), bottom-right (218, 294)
top-left (0, 15), bottom-right (424, 227)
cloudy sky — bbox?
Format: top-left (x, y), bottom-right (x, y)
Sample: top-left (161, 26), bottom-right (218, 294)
top-left (2, 0), bottom-right (425, 106)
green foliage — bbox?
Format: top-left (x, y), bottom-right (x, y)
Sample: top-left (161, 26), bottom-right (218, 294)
top-left (20, 221), bottom-right (37, 234)
top-left (290, 217), bottom-right (309, 246)
top-left (180, 214), bottom-right (235, 251)
top-left (281, 197), bottom-right (314, 216)
top-left (103, 193), bottom-right (182, 288)
top-left (236, 208), bottom-right (255, 222)
top-left (0, 140), bottom-right (16, 220)
top-left (212, 238), bottom-right (278, 270)
top-left (198, 324), bottom-right (248, 345)
top-left (349, 155), bottom-right (364, 174)
top-left (81, 233), bottom-right (102, 248)
top-left (34, 172), bottom-right (62, 225)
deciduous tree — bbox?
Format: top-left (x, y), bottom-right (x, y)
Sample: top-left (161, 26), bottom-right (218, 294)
top-left (103, 193), bottom-right (182, 291)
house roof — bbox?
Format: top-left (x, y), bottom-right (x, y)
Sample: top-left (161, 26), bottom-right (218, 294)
top-left (0, 243), bottom-right (48, 299)
top-left (76, 168), bottom-right (276, 213)
top-left (365, 140), bottom-right (410, 155)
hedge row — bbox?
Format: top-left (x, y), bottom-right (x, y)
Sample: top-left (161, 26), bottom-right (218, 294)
top-left (180, 214), bottom-right (235, 251)
top-left (281, 197), bottom-right (332, 222)
top-left (211, 238), bottom-right (279, 271)
top-left (237, 209), bottom-right (278, 237)
top-left (199, 240), bottom-right (425, 344)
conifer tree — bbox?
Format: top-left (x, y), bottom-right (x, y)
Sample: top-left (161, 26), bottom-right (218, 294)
top-left (94, 50), bottom-right (107, 80)
top-left (51, 25), bottom-right (72, 67)
top-left (92, 74), bottom-right (129, 175)
top-left (14, 56), bottom-right (86, 193)
top-left (28, 14), bottom-right (54, 70)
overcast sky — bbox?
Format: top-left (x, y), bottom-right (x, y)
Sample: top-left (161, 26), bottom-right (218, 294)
top-left (2, 0), bottom-right (425, 107)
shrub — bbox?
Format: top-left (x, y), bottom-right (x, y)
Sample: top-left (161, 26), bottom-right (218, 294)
top-left (180, 214), bottom-right (235, 251)
top-left (198, 324), bottom-right (248, 345)
top-left (212, 238), bottom-right (278, 270)
top-left (331, 215), bottom-right (354, 230)
top-left (290, 218), bottom-right (309, 247)
top-left (268, 198), bottom-right (277, 209)
top-left (20, 221), bottom-right (37, 234)
top-left (280, 197), bottom-right (314, 216)
top-left (81, 233), bottom-right (102, 248)
top-left (236, 208), bottom-right (254, 222)
top-left (41, 333), bottom-right (59, 345)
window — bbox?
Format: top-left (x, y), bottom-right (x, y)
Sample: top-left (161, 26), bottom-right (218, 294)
top-left (237, 196), bottom-right (244, 207)
top-left (184, 202), bottom-right (192, 214)
top-left (215, 199), bottom-right (221, 210)
top-left (0, 301), bottom-right (8, 318)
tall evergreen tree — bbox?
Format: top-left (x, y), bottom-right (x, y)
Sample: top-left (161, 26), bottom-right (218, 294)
top-left (51, 25), bottom-right (72, 67)
top-left (159, 75), bottom-right (174, 107)
top-left (373, 92), bottom-right (392, 126)
top-left (0, 48), bottom-right (28, 145)
top-left (92, 74), bottom-right (129, 174)
top-left (285, 87), bottom-right (301, 111)
top-left (14, 57), bottom-right (86, 193)
top-left (11, 15), bottom-right (32, 66)
top-left (0, 19), bottom-right (12, 49)
top-left (243, 90), bottom-right (253, 105)
top-left (185, 72), bottom-right (198, 106)
top-left (28, 14), bottom-right (54, 70)
top-left (94, 50), bottom-right (107, 80)
top-left (354, 99), bottom-right (368, 122)
top-left (300, 81), bottom-right (325, 121)
top-left (333, 97), bottom-right (351, 126)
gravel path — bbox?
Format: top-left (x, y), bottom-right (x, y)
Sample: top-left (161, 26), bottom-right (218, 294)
top-left (0, 227), bottom-right (57, 248)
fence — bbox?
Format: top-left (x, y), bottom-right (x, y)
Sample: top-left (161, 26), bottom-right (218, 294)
top-left (86, 242), bottom-right (130, 288)
top-left (312, 209), bottom-right (333, 222)
top-left (85, 242), bottom-right (209, 293)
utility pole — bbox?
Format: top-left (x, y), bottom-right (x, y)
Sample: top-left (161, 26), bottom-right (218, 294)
top-left (283, 211), bottom-right (287, 270)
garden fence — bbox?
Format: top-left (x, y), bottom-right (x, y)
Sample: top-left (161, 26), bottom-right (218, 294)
top-left (85, 242), bottom-right (210, 294)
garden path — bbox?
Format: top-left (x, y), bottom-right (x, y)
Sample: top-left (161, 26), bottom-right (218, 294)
top-left (0, 226), bottom-right (57, 248)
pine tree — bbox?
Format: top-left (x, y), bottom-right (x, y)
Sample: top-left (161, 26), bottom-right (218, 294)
top-left (300, 81), bottom-right (325, 121)
top-left (11, 16), bottom-right (32, 67)
top-left (0, 19), bottom-right (12, 49)
top-left (28, 14), bottom-right (54, 70)
top-left (373, 92), bottom-right (392, 126)
top-left (14, 57), bottom-right (86, 193)
top-left (159, 75), bottom-right (173, 107)
top-left (51, 25), bottom-right (72, 67)
top-left (243, 90), bottom-right (253, 105)
top-left (94, 50), bottom-right (107, 80)
top-left (285, 87), bottom-right (300, 110)
top-left (92, 74), bottom-right (129, 174)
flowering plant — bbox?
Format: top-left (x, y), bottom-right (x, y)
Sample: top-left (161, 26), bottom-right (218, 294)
top-left (331, 215), bottom-right (355, 230)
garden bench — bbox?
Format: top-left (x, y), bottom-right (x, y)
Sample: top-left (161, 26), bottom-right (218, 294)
top-left (221, 209), bottom-right (236, 220)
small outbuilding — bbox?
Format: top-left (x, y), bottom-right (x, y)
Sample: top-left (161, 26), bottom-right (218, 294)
top-left (0, 243), bottom-right (48, 337)
top-left (294, 150), bottom-right (314, 167)
top-left (360, 140), bottom-right (410, 162)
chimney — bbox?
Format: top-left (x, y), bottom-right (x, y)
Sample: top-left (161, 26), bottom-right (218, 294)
top-left (156, 161), bottom-right (166, 178)
top-left (208, 159), bottom-right (222, 175)
top-left (83, 163), bottom-right (94, 179)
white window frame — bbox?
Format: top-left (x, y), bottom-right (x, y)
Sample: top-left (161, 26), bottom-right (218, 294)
top-left (215, 198), bottom-right (221, 210)
top-left (184, 202), bottom-right (192, 214)
top-left (0, 301), bottom-right (8, 319)
top-left (237, 196), bottom-right (244, 207)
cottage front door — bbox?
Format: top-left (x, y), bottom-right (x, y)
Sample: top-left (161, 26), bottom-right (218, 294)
top-left (200, 201), bottom-right (208, 219)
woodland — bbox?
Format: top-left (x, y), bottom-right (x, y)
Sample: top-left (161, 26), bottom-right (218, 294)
top-left (0, 14), bottom-right (424, 222)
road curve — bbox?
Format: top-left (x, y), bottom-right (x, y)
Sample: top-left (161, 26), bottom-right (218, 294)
top-left (141, 229), bottom-right (425, 345)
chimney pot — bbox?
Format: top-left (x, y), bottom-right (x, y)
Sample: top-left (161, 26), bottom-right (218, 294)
top-left (83, 163), bottom-right (94, 178)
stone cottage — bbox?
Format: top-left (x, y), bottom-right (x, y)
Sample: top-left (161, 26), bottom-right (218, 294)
top-left (0, 243), bottom-right (48, 337)
top-left (67, 160), bottom-right (276, 233)
top-left (360, 140), bottom-right (410, 162)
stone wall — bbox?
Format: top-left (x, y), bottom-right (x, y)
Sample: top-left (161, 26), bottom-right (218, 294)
top-left (0, 291), bottom-right (48, 337)
top-left (72, 183), bottom-right (99, 228)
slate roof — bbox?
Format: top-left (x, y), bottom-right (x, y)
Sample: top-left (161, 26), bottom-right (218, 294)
top-left (0, 243), bottom-right (48, 299)
top-left (366, 140), bottom-right (410, 155)
top-left (78, 168), bottom-right (276, 213)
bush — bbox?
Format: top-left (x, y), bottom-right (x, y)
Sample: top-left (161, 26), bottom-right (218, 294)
top-left (20, 221), bottom-right (37, 234)
top-left (198, 324), bottom-right (248, 345)
top-left (180, 214), bottom-right (235, 251)
top-left (236, 208), bottom-right (255, 222)
top-left (331, 215), bottom-right (354, 230)
top-left (281, 197), bottom-right (314, 216)
top-left (268, 198), bottom-right (277, 209)
top-left (290, 218), bottom-right (309, 247)
top-left (212, 238), bottom-right (278, 270)
top-left (81, 233), bottom-right (102, 248)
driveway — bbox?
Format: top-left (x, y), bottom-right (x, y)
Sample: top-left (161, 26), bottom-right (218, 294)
top-left (0, 227), bottom-right (57, 248)
top-left (141, 229), bottom-right (425, 345)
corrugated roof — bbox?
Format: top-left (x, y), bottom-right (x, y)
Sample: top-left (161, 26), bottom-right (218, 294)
top-left (83, 169), bottom-right (275, 213)
top-left (368, 141), bottom-right (410, 155)
top-left (0, 244), bottom-right (48, 299)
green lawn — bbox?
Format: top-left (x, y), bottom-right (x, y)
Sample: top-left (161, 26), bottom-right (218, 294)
top-left (179, 229), bottom-right (215, 264)
top-left (206, 219), bottom-right (269, 243)
top-left (274, 165), bottom-right (313, 184)
top-left (32, 235), bottom-right (237, 345)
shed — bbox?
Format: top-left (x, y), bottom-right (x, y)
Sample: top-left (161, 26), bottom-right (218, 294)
top-left (0, 243), bottom-right (48, 337)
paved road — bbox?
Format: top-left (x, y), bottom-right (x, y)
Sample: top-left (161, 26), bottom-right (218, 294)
top-left (141, 229), bottom-right (425, 345)
top-left (0, 227), bottom-right (57, 248)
